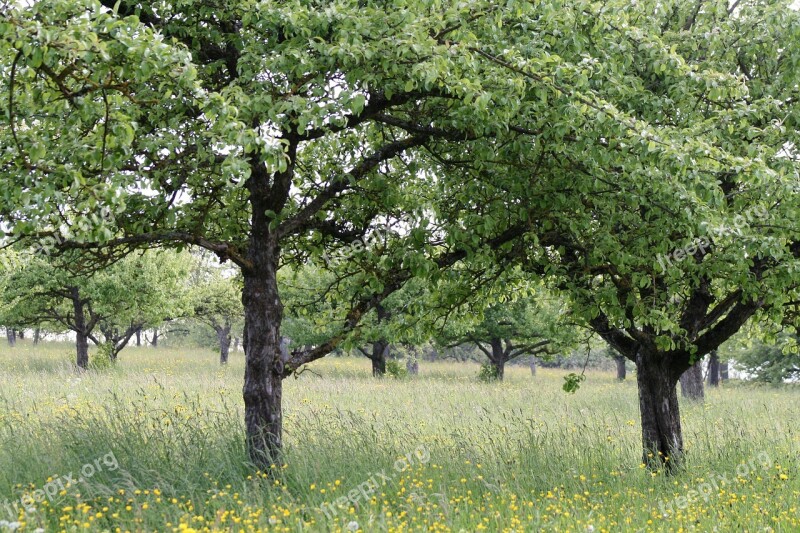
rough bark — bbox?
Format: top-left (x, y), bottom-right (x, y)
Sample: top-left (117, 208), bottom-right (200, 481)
top-left (615, 355), bottom-right (627, 381)
top-left (679, 362), bottom-right (705, 401)
top-left (707, 350), bottom-right (720, 387)
top-left (636, 349), bottom-right (683, 470)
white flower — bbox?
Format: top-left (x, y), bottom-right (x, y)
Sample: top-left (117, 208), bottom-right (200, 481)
top-left (347, 521), bottom-right (360, 531)
top-left (587, 527), bottom-right (595, 532)
top-left (268, 516), bottom-right (277, 525)
top-left (7, 522), bottom-right (21, 532)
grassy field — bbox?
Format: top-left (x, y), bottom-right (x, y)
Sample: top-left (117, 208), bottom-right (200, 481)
top-left (0, 342), bottom-right (798, 532)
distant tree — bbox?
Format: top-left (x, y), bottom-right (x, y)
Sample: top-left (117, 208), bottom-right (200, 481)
top-left (732, 334), bottom-right (800, 383)
top-left (192, 267), bottom-right (244, 365)
top-left (438, 290), bottom-right (577, 381)
top-left (679, 363), bottom-right (705, 401)
top-left (3, 251), bottom-right (189, 368)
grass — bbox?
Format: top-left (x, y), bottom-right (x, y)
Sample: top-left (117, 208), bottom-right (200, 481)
top-left (0, 341), bottom-right (798, 532)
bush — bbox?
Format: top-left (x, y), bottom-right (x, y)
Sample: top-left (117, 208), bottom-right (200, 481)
top-left (386, 359), bottom-right (408, 379)
top-left (477, 362), bottom-right (500, 382)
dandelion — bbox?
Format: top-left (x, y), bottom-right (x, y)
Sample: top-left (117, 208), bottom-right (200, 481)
top-left (347, 520), bottom-right (360, 531)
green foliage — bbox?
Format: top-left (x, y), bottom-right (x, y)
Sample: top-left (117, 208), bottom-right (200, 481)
top-left (477, 362), bottom-right (501, 382)
top-left (91, 342), bottom-right (114, 370)
top-left (562, 372), bottom-right (587, 394)
top-left (385, 359), bottom-right (408, 380)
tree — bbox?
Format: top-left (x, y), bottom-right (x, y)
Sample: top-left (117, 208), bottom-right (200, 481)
top-left (470, 1), bottom-right (800, 469)
top-left (679, 363), bottom-right (705, 401)
top-left (4, 0), bottom-right (798, 471)
top-left (191, 266), bottom-right (244, 365)
top-left (731, 334), bottom-right (800, 383)
top-left (3, 251), bottom-right (189, 368)
top-left (437, 286), bottom-right (576, 381)
top-left (707, 350), bottom-right (721, 387)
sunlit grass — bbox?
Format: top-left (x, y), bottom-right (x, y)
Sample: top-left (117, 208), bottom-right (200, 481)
top-left (0, 341), bottom-right (798, 532)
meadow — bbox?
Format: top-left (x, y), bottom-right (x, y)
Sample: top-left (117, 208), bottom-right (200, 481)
top-left (0, 342), bottom-right (798, 532)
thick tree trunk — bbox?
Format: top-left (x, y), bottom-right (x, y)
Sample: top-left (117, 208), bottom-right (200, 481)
top-left (70, 287), bottom-right (89, 371)
top-left (679, 363), bottom-right (705, 401)
top-left (720, 361), bottom-right (729, 381)
top-left (242, 247), bottom-right (284, 468)
top-left (707, 350), bottom-right (720, 387)
top-left (16, 330), bottom-right (24, 340)
top-left (6, 328), bottom-right (16, 347)
top-left (135, 328), bottom-right (142, 347)
top-left (151, 329), bottom-right (159, 348)
top-left (488, 338), bottom-right (506, 380)
top-left (615, 355), bottom-right (627, 381)
top-left (636, 350), bottom-right (683, 470)
top-left (217, 325), bottom-right (232, 364)
top-left (371, 340), bottom-right (389, 377)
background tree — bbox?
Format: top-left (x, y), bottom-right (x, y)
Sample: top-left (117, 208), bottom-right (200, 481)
top-left (192, 267), bottom-right (244, 365)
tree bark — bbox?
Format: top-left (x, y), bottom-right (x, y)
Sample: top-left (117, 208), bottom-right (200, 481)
top-left (16, 330), bottom-right (24, 340)
top-left (529, 356), bottom-right (537, 376)
top-left (5, 328), bottom-right (16, 347)
top-left (216, 324), bottom-right (232, 364)
top-left (241, 236), bottom-right (284, 468)
top-left (33, 328), bottom-right (40, 345)
top-left (135, 328), bottom-right (142, 347)
top-left (720, 361), bottom-right (729, 380)
top-left (489, 338), bottom-right (506, 380)
top-left (70, 287), bottom-right (90, 371)
top-left (679, 362), bottom-right (705, 401)
top-left (707, 350), bottom-right (720, 387)
top-left (371, 340), bottom-right (389, 377)
top-left (150, 329), bottom-right (159, 347)
top-left (636, 349), bottom-right (683, 470)
top-left (615, 355), bottom-right (627, 381)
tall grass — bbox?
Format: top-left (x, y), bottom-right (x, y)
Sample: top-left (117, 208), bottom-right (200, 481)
top-left (0, 341), bottom-right (798, 531)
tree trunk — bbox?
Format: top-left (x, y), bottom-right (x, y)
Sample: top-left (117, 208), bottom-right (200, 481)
top-left (70, 287), bottom-right (89, 371)
top-left (615, 355), bottom-right (627, 381)
top-left (135, 328), bottom-right (142, 347)
top-left (371, 340), bottom-right (389, 377)
top-left (151, 329), bottom-right (159, 347)
top-left (636, 350), bottom-right (683, 470)
top-left (406, 357), bottom-right (419, 375)
top-left (242, 248), bottom-right (284, 469)
top-left (707, 350), bottom-right (720, 387)
top-left (33, 328), bottom-right (40, 345)
top-left (233, 337), bottom-right (240, 352)
top-left (17, 330), bottom-right (24, 340)
top-left (488, 338), bottom-right (506, 380)
top-left (529, 356), bottom-right (537, 376)
top-left (217, 324), bottom-right (232, 364)
top-left (679, 362), bottom-right (705, 401)
top-left (720, 361), bottom-right (729, 380)
top-left (6, 328), bottom-right (16, 347)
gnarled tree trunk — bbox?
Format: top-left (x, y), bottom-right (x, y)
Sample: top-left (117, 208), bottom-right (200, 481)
top-left (679, 362), bottom-right (705, 401)
top-left (636, 349), bottom-right (683, 470)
